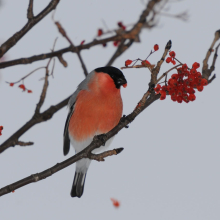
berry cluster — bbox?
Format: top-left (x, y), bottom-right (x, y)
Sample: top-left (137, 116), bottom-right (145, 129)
top-left (0, 126), bottom-right (3, 136)
top-left (8, 83), bottom-right (32, 93)
top-left (166, 51), bottom-right (176, 65)
top-left (125, 44), bottom-right (159, 67)
top-left (154, 61), bottom-right (208, 103)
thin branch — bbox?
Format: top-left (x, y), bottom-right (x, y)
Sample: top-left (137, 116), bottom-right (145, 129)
top-left (27, 0), bottom-right (34, 20)
top-left (0, 0), bottom-right (161, 70)
top-left (35, 73), bottom-right (49, 114)
top-left (149, 40), bottom-right (172, 86)
top-left (202, 30), bottom-right (220, 80)
top-left (0, 90), bottom-right (159, 197)
top-left (0, 96), bottom-right (70, 153)
top-left (106, 39), bottom-right (134, 66)
top-left (203, 30), bottom-right (220, 72)
top-left (0, 0), bottom-right (60, 58)
top-left (16, 141), bottom-right (34, 147)
top-left (53, 20), bottom-right (88, 76)
top-left (88, 148), bottom-right (124, 162)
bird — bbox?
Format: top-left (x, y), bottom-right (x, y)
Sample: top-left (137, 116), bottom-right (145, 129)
top-left (63, 66), bottom-right (127, 198)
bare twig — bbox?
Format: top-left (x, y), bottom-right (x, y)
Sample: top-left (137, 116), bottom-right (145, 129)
top-left (106, 39), bottom-right (134, 66)
top-left (0, 0), bottom-right (161, 70)
top-left (203, 30), bottom-right (220, 72)
top-left (0, 96), bottom-right (70, 153)
top-left (17, 141), bottom-right (34, 147)
top-left (27, 0), bottom-right (34, 20)
top-left (0, 0), bottom-right (60, 58)
top-left (149, 40), bottom-right (172, 86)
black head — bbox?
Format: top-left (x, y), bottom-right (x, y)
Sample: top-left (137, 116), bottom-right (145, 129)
top-left (95, 66), bottom-right (127, 89)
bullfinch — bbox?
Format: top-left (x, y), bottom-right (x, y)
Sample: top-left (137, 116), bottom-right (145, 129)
top-left (63, 66), bottom-right (127, 198)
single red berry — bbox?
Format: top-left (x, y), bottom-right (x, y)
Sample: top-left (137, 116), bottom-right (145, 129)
top-left (171, 74), bottom-right (178, 80)
top-left (182, 63), bottom-right (188, 71)
top-left (197, 85), bottom-right (204, 92)
top-left (166, 57), bottom-right (172, 63)
top-left (177, 96), bottom-right (183, 103)
top-left (113, 41), bottom-right (119, 47)
top-left (154, 44), bottom-right (159, 51)
top-left (169, 51), bottom-right (176, 58)
top-left (117, 22), bottom-right (123, 27)
top-left (118, 22), bottom-right (126, 30)
top-left (80, 40), bottom-right (85, 45)
top-left (201, 78), bottom-right (208, 86)
top-left (102, 43), bottom-right (107, 47)
top-left (171, 95), bottom-right (177, 101)
top-left (111, 198), bottom-right (120, 208)
top-left (125, 59), bottom-right (133, 66)
top-left (154, 84), bottom-right (161, 94)
top-left (27, 90), bottom-right (32, 93)
top-left (192, 62), bottom-right (200, 69)
top-left (171, 60), bottom-right (176, 65)
top-left (9, 83), bottom-right (14, 87)
top-left (188, 94), bottom-right (196, 101)
top-left (97, 29), bottom-right (103, 36)
top-left (19, 84), bottom-right (25, 91)
top-left (0, 126), bottom-right (3, 130)
top-left (141, 60), bottom-right (151, 65)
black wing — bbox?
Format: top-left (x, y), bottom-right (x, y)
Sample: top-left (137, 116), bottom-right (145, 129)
top-left (63, 104), bottom-right (75, 156)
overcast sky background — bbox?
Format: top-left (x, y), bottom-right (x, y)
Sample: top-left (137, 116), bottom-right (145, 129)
top-left (0, 0), bottom-right (220, 219)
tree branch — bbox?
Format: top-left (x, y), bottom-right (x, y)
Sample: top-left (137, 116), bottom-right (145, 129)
top-left (0, 96), bottom-right (70, 153)
top-left (0, 0), bottom-right (60, 58)
top-left (0, 0), bottom-right (161, 70)
top-left (202, 30), bottom-right (220, 80)
top-left (27, 0), bottom-right (34, 20)
top-left (0, 90), bottom-right (159, 197)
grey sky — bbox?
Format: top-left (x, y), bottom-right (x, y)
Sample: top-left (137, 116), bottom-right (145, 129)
top-left (0, 0), bottom-right (220, 219)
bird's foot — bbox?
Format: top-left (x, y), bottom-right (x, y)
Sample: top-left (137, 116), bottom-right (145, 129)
top-left (93, 134), bottom-right (108, 146)
top-left (120, 115), bottom-right (129, 128)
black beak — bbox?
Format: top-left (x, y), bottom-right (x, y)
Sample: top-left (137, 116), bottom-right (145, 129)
top-left (117, 77), bottom-right (127, 87)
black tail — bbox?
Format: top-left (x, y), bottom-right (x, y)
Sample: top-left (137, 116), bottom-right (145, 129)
top-left (70, 172), bottom-right (87, 198)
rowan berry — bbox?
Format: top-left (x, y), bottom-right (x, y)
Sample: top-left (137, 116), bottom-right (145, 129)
top-left (125, 59), bottom-right (132, 66)
top-left (154, 44), bottom-right (159, 51)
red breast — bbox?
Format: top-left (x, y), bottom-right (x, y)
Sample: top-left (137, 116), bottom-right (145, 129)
top-left (68, 72), bottom-right (123, 142)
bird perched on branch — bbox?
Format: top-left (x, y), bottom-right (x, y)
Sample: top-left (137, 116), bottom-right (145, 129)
top-left (63, 66), bottom-right (127, 198)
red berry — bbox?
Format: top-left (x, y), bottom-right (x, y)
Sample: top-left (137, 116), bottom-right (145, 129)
top-left (201, 78), bottom-right (208, 86)
top-left (177, 96), bottom-right (183, 103)
top-left (171, 95), bottom-right (177, 101)
top-left (125, 59), bottom-right (133, 66)
top-left (113, 41), bottom-right (119, 47)
top-left (182, 64), bottom-right (188, 71)
top-left (188, 94), bottom-right (196, 101)
top-left (171, 74), bottom-right (178, 80)
top-left (192, 62), bottom-right (200, 69)
top-left (141, 60), bottom-right (151, 65)
top-left (171, 60), bottom-right (176, 65)
top-left (154, 44), bottom-right (159, 51)
top-left (169, 51), bottom-right (176, 58)
top-left (27, 90), bottom-right (32, 93)
top-left (97, 29), bottom-right (103, 36)
top-left (197, 85), bottom-right (204, 92)
top-left (111, 198), bottom-right (120, 208)
top-left (9, 83), bottom-right (14, 87)
top-left (0, 126), bottom-right (3, 130)
top-left (166, 57), bottom-right (172, 63)
top-left (19, 84), bottom-right (25, 91)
